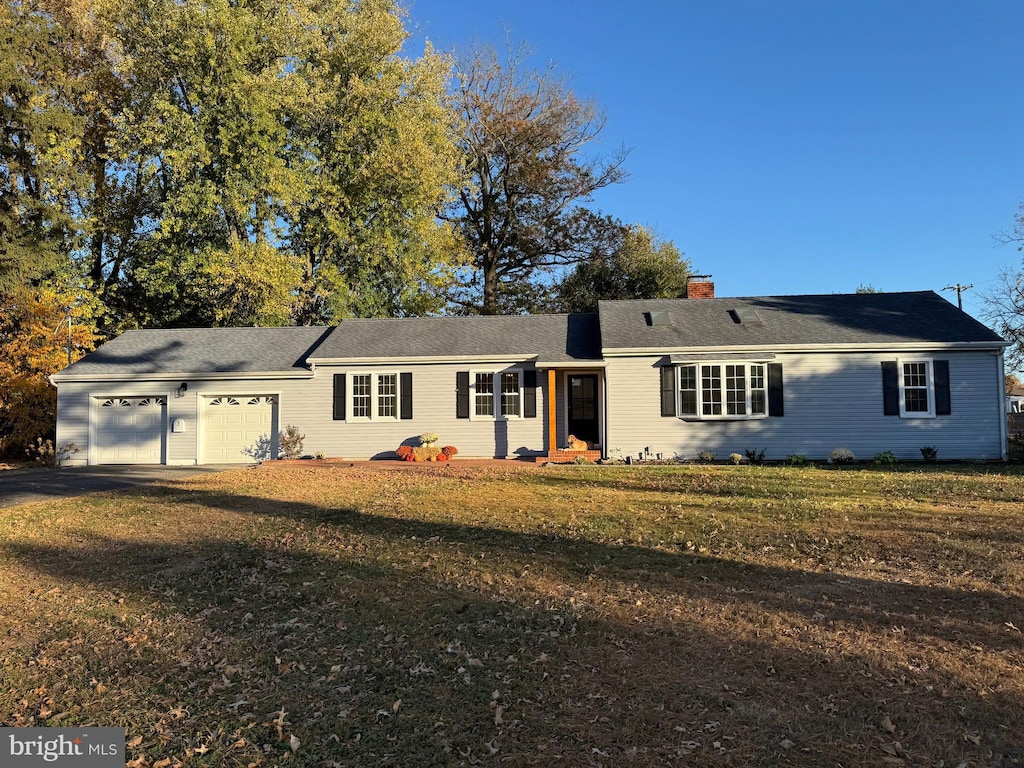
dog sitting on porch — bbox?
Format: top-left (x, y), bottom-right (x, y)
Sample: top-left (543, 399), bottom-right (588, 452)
top-left (565, 434), bottom-right (594, 451)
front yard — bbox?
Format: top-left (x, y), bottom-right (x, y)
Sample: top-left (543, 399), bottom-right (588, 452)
top-left (1, 463), bottom-right (1022, 767)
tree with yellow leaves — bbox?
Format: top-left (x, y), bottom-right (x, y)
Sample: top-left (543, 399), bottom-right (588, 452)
top-left (0, 276), bottom-right (99, 459)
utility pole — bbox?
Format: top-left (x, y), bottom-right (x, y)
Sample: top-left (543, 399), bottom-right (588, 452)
top-left (66, 315), bottom-right (72, 368)
top-left (942, 283), bottom-right (973, 310)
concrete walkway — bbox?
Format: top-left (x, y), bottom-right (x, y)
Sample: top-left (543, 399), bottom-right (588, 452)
top-left (0, 465), bottom-right (241, 508)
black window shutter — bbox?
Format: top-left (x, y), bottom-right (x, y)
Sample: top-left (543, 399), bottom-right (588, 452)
top-left (881, 361), bottom-right (899, 416)
top-left (768, 363), bottom-right (784, 417)
top-left (523, 369), bottom-right (538, 418)
top-left (934, 360), bottom-right (951, 415)
top-left (660, 366), bottom-right (676, 417)
top-left (456, 371), bottom-right (470, 419)
top-left (333, 374), bottom-right (346, 421)
top-left (400, 372), bottom-right (413, 420)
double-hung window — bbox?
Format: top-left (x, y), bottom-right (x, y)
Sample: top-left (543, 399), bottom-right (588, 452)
top-left (471, 370), bottom-right (523, 419)
top-left (882, 358), bottom-right (950, 419)
top-left (474, 373), bottom-right (494, 416)
top-left (899, 359), bottom-right (934, 417)
top-left (351, 374), bottom-right (372, 418)
top-left (348, 372), bottom-right (400, 421)
top-left (500, 372), bottom-right (521, 417)
top-left (377, 373), bottom-right (398, 418)
top-left (677, 363), bottom-right (768, 420)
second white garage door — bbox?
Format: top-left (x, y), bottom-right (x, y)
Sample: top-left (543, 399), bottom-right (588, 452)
top-left (202, 396), bottom-right (278, 463)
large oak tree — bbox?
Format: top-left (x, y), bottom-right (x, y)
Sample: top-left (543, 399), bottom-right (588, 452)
top-left (444, 42), bottom-right (627, 315)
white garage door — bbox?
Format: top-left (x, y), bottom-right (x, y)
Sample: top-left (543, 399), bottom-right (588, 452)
top-left (203, 396), bottom-right (277, 463)
top-left (96, 397), bottom-right (166, 464)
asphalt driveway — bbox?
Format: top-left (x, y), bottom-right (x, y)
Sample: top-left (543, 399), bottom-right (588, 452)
top-left (0, 465), bottom-right (242, 508)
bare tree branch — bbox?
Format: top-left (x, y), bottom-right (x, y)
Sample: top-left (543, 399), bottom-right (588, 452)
top-left (445, 41), bottom-right (628, 314)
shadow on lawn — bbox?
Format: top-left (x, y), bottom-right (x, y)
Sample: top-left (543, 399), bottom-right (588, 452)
top-left (154, 485), bottom-right (1024, 652)
top-left (3, 484), bottom-right (1024, 767)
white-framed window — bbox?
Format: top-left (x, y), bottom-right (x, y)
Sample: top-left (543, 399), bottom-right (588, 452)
top-left (677, 362), bottom-right (768, 420)
top-left (471, 369), bottom-right (523, 420)
top-left (899, 358), bottom-right (935, 418)
top-left (348, 372), bottom-right (401, 421)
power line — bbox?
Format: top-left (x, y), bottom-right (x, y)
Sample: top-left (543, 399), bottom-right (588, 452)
top-left (942, 283), bottom-right (973, 310)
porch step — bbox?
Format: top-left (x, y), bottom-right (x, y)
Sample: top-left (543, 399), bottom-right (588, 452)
top-left (536, 449), bottom-right (602, 464)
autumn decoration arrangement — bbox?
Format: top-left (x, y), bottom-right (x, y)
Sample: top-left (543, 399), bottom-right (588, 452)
top-left (396, 434), bottom-right (458, 462)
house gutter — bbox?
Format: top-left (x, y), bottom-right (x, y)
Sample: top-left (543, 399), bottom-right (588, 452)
top-left (601, 341), bottom-right (1010, 356)
top-left (49, 370), bottom-right (315, 385)
top-left (308, 354), bottom-right (539, 365)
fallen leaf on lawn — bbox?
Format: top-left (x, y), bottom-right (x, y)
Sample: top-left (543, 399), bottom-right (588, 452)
top-left (494, 706), bottom-right (504, 726)
top-left (880, 742), bottom-right (905, 757)
top-left (153, 759), bottom-right (171, 768)
top-left (289, 734), bottom-right (300, 752)
top-left (392, 699), bottom-right (402, 714)
top-left (881, 715), bottom-right (896, 733)
top-left (127, 736), bottom-right (143, 749)
top-left (780, 739), bottom-right (795, 749)
top-left (484, 739), bottom-right (499, 755)
top-left (964, 733), bottom-right (981, 745)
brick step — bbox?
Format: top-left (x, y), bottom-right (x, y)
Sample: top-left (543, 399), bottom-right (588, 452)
top-left (536, 449), bottom-right (602, 464)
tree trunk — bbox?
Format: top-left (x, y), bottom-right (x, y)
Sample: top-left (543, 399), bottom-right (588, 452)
top-left (481, 252), bottom-right (499, 315)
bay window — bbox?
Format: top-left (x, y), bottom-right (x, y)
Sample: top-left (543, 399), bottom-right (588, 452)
top-left (677, 362), bottom-right (768, 420)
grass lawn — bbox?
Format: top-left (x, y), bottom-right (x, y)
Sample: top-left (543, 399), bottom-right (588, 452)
top-left (1, 463), bottom-right (1022, 767)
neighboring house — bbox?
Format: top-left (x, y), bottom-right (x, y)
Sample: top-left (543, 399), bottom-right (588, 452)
top-left (51, 287), bottom-right (1010, 465)
top-left (1009, 388), bottom-right (1024, 415)
top-left (1009, 386), bottom-right (1024, 436)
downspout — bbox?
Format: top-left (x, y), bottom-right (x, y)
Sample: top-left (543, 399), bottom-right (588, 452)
top-left (602, 369), bottom-right (609, 460)
top-left (998, 352), bottom-right (1008, 461)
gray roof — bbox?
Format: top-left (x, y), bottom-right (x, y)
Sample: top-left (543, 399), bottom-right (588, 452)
top-left (309, 313), bottom-right (601, 363)
top-left (58, 326), bottom-right (332, 377)
top-left (598, 291), bottom-right (1005, 350)
top-left (54, 292), bottom-right (1003, 380)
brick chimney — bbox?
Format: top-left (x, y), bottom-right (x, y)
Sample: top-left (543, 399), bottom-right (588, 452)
top-left (686, 276), bottom-right (715, 299)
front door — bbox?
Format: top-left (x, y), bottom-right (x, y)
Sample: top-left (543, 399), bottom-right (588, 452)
top-left (567, 374), bottom-right (599, 445)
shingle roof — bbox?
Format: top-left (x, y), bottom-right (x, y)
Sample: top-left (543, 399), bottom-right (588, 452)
top-left (53, 292), bottom-right (1003, 380)
top-left (56, 326), bottom-right (332, 377)
top-left (308, 313), bottom-right (601, 363)
top-left (598, 291), bottom-right (1005, 351)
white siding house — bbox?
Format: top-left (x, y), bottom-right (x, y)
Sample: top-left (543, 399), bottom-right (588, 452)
top-left (50, 289), bottom-right (1009, 465)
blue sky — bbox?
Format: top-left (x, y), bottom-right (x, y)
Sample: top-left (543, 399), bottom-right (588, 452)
top-left (405, 0), bottom-right (1023, 323)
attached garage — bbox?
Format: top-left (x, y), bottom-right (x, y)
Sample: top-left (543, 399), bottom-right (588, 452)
top-left (94, 397), bottom-right (166, 464)
top-left (202, 396), bottom-right (278, 463)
